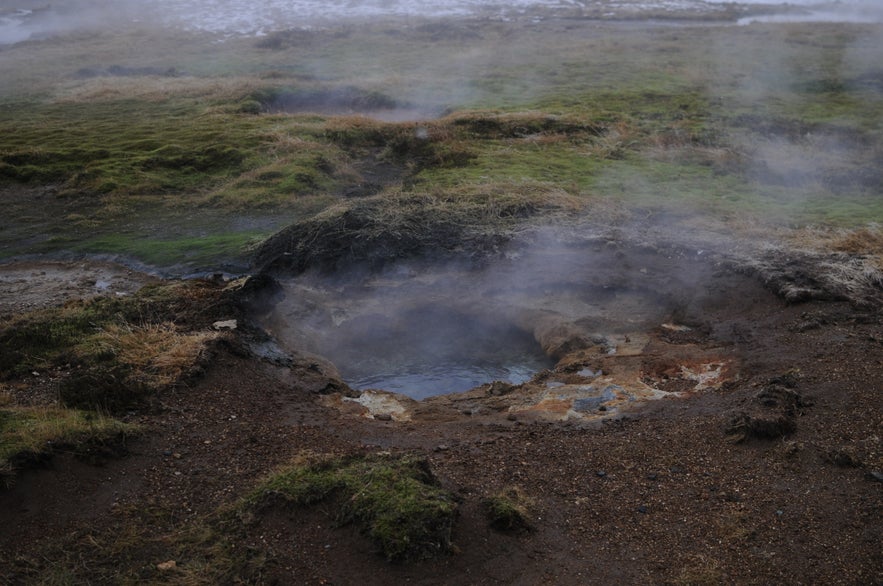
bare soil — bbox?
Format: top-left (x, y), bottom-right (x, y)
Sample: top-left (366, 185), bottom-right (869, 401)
top-left (0, 253), bottom-right (881, 584)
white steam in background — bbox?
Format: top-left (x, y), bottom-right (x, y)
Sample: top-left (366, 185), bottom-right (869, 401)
top-left (2, 0), bottom-right (882, 46)
top-left (0, 1), bottom-right (146, 45)
top-left (691, 2), bottom-right (883, 207)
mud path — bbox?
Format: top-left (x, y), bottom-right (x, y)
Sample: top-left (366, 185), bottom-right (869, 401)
top-left (0, 260), bottom-right (160, 317)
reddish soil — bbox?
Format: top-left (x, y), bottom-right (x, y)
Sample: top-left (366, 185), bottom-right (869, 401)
top-left (0, 259), bottom-right (881, 584)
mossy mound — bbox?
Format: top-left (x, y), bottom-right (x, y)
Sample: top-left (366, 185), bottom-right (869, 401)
top-left (253, 185), bottom-right (582, 274)
top-left (243, 453), bottom-right (457, 561)
top-left (483, 486), bottom-right (535, 533)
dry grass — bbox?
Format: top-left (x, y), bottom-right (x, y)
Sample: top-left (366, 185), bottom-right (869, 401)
top-left (52, 75), bottom-right (266, 104)
top-left (667, 553), bottom-right (726, 586)
top-left (0, 405), bottom-right (134, 484)
top-left (789, 224), bottom-right (883, 270)
top-left (820, 225), bottom-right (883, 257)
top-left (96, 322), bottom-right (220, 388)
top-left (818, 256), bottom-right (883, 300)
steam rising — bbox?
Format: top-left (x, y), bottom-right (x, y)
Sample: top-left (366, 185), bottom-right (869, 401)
top-left (3, 0), bottom-right (882, 46)
top-left (260, 231), bottom-right (720, 398)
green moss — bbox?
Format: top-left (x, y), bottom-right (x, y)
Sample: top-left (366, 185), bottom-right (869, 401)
top-left (483, 486), bottom-right (535, 533)
top-left (74, 231), bottom-right (266, 268)
top-left (0, 405), bottom-right (134, 484)
top-left (243, 453), bottom-right (457, 561)
top-left (1, 19), bottom-right (882, 272)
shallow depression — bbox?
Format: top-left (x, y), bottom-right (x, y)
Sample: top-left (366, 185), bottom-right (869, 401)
top-left (328, 306), bottom-right (554, 399)
top-left (258, 239), bottom-right (714, 400)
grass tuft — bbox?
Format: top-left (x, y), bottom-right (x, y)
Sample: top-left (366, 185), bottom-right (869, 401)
top-left (482, 486), bottom-right (535, 533)
top-left (242, 452), bottom-right (457, 561)
top-left (0, 405), bottom-right (134, 486)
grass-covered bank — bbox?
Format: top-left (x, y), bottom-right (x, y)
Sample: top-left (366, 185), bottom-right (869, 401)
top-left (0, 277), bottom-right (244, 482)
top-left (1, 18), bottom-right (881, 272)
top-left (0, 401), bottom-right (134, 486)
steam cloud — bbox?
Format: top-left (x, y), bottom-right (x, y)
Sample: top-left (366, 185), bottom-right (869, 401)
top-left (3, 0), bottom-right (882, 46)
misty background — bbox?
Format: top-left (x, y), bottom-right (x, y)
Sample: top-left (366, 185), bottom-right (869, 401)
top-left (2, 0), bottom-right (882, 45)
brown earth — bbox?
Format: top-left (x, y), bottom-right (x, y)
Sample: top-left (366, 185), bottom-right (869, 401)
top-left (0, 255), bottom-right (881, 585)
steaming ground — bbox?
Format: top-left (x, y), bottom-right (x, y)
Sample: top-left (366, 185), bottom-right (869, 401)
top-left (2, 0), bottom-right (882, 45)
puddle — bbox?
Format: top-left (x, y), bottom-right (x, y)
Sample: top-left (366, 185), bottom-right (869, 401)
top-left (280, 301), bottom-right (554, 400)
top-left (257, 237), bottom-right (756, 421)
top-left (259, 240), bottom-right (710, 400)
top-left (347, 354), bottom-right (551, 400)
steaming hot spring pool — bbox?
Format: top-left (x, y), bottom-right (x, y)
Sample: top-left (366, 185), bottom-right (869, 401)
top-left (259, 240), bottom-right (722, 401)
top-left (311, 305), bottom-right (553, 399)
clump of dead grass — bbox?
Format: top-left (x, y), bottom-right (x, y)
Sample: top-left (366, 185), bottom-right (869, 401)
top-left (789, 224), bottom-right (883, 267)
top-left (95, 322), bottom-right (220, 389)
top-left (1, 279), bottom-right (234, 412)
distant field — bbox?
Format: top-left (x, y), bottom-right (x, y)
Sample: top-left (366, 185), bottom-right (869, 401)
top-left (1, 14), bottom-right (881, 272)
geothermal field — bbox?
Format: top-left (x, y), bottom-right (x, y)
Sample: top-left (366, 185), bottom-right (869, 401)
top-left (0, 0), bottom-right (881, 583)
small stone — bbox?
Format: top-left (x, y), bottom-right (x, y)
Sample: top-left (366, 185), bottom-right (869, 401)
top-left (867, 470), bottom-right (883, 483)
top-left (157, 560), bottom-right (177, 571)
top-left (637, 505), bottom-right (648, 514)
top-left (794, 320), bottom-right (821, 333)
top-left (374, 413), bottom-right (392, 421)
top-left (212, 319), bottom-right (238, 331)
top-left (596, 470), bottom-right (607, 478)
top-left (646, 473), bottom-right (658, 481)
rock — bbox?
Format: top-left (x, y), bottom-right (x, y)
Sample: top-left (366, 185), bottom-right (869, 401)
top-left (824, 448), bottom-right (863, 468)
top-left (374, 413), bottom-right (393, 421)
top-left (156, 560), bottom-right (177, 571)
top-left (754, 385), bottom-right (805, 411)
top-left (212, 319), bottom-right (238, 331)
top-left (793, 319), bottom-right (821, 333)
top-left (866, 470), bottom-right (883, 483)
top-left (724, 384), bottom-right (807, 443)
top-left (486, 381), bottom-right (515, 396)
top-left (724, 411), bottom-right (796, 443)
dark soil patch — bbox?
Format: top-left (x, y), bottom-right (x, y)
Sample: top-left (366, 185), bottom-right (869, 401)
top-left (0, 248), bottom-right (881, 584)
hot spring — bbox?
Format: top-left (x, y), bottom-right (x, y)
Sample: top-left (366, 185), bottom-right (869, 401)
top-left (257, 240), bottom-right (712, 400)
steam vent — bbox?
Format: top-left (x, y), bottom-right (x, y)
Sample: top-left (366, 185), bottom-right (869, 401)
top-left (254, 215), bottom-right (753, 424)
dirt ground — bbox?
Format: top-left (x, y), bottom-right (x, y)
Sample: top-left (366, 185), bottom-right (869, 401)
top-left (0, 252), bottom-right (881, 584)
